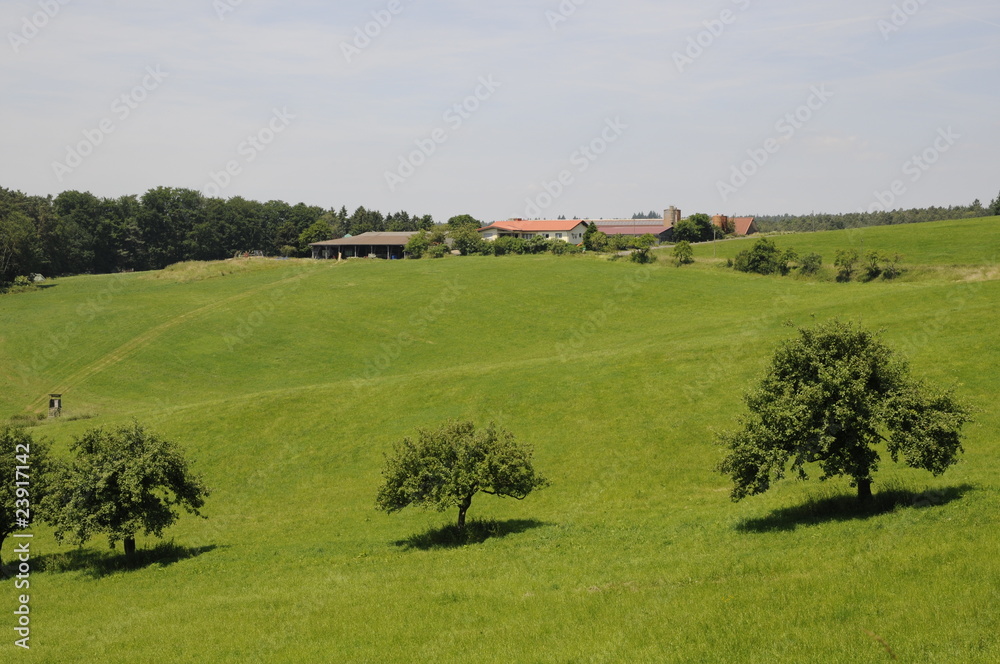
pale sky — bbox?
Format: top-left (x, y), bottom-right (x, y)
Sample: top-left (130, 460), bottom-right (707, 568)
top-left (2, 0), bottom-right (998, 222)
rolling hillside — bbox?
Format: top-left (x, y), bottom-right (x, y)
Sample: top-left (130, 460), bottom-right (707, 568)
top-left (1, 217), bottom-right (998, 663)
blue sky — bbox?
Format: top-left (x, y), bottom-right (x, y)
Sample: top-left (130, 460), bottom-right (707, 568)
top-left (2, 0), bottom-right (998, 222)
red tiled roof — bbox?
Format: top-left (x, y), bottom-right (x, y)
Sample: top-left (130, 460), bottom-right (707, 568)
top-left (733, 217), bottom-right (757, 235)
top-left (479, 220), bottom-right (587, 233)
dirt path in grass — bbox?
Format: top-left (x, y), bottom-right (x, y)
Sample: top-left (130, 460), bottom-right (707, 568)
top-left (26, 269), bottom-right (318, 413)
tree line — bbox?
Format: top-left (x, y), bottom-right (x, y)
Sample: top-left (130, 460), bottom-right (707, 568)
top-left (0, 186), bottom-right (436, 283)
top-left (753, 197), bottom-right (999, 234)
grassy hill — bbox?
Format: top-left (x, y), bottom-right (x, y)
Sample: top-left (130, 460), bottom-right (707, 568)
top-left (691, 216), bottom-right (1000, 268)
top-left (2, 217), bottom-right (999, 663)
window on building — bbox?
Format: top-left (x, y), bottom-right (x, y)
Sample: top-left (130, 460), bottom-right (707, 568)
top-left (556, 233), bottom-right (563, 239)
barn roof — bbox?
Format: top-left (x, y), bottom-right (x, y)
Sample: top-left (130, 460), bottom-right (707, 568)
top-left (479, 220), bottom-right (587, 233)
top-left (309, 232), bottom-right (418, 247)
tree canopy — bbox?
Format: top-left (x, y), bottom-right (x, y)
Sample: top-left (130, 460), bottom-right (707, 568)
top-left (446, 214), bottom-right (482, 229)
top-left (717, 320), bottom-right (972, 501)
top-left (44, 421), bottom-right (210, 557)
top-left (0, 186), bottom-right (437, 282)
top-left (376, 421), bottom-right (548, 531)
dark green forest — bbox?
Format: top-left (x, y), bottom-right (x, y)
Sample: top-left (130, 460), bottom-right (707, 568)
top-left (0, 186), bottom-right (434, 283)
top-left (753, 197), bottom-right (998, 233)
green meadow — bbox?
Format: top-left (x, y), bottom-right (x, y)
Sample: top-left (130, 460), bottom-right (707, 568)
top-left (692, 216), bottom-right (1000, 268)
top-left (1, 217), bottom-right (998, 663)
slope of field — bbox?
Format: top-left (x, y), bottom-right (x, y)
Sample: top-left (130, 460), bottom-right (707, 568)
top-left (691, 216), bottom-right (1000, 266)
top-left (1, 218), bottom-right (998, 663)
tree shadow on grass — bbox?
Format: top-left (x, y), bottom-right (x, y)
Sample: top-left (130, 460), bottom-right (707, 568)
top-left (736, 484), bottom-right (975, 534)
top-left (394, 518), bottom-right (549, 551)
top-left (34, 541), bottom-right (221, 579)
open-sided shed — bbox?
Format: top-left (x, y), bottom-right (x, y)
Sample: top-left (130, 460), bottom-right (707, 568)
top-left (310, 232), bottom-right (418, 260)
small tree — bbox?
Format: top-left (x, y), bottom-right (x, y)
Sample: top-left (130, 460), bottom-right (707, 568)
top-left (717, 321), bottom-right (972, 502)
top-left (1, 427), bottom-right (51, 569)
top-left (376, 421), bottom-right (548, 531)
top-left (405, 230), bottom-right (430, 258)
top-left (672, 219), bottom-right (700, 244)
top-left (864, 250), bottom-right (885, 281)
top-left (835, 249), bottom-right (860, 282)
top-left (45, 421), bottom-right (209, 558)
top-left (449, 225), bottom-right (485, 255)
top-left (672, 241), bottom-right (694, 266)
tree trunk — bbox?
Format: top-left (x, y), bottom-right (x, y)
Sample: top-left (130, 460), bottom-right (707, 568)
top-left (457, 496), bottom-right (473, 532)
top-left (857, 479), bottom-right (873, 501)
top-left (124, 537), bottom-right (136, 559)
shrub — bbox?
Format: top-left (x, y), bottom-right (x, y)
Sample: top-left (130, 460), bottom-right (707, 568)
top-left (449, 226), bottom-right (486, 255)
top-left (800, 253), bottom-right (823, 274)
top-left (586, 231), bottom-right (609, 253)
top-left (526, 236), bottom-right (550, 254)
top-left (405, 231), bottom-right (430, 258)
top-left (672, 241), bottom-right (694, 266)
top-left (882, 253), bottom-right (904, 280)
top-left (493, 236), bottom-right (527, 256)
top-left (630, 247), bottom-right (655, 264)
top-left (426, 244), bottom-right (448, 259)
top-left (733, 238), bottom-right (785, 275)
top-left (549, 241), bottom-right (582, 256)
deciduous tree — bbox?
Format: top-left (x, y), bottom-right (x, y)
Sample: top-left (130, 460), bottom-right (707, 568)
top-left (45, 421), bottom-right (209, 558)
top-left (376, 421), bottom-right (548, 531)
top-left (717, 321), bottom-right (972, 501)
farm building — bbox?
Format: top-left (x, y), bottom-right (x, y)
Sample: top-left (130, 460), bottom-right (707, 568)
top-left (712, 216), bottom-right (759, 236)
top-left (478, 219), bottom-right (589, 243)
top-left (590, 207), bottom-right (681, 242)
top-left (309, 232), bottom-right (417, 260)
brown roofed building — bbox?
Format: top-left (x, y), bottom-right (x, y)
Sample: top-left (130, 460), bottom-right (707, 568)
top-left (309, 232), bottom-right (418, 260)
top-left (711, 216), bottom-right (759, 236)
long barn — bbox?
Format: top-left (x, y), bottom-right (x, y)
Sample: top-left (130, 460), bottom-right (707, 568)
top-left (310, 232), bottom-right (418, 260)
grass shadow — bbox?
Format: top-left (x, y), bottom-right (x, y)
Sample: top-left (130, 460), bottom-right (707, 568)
top-left (736, 484), bottom-right (975, 533)
top-left (394, 518), bottom-right (549, 551)
top-left (33, 541), bottom-right (221, 579)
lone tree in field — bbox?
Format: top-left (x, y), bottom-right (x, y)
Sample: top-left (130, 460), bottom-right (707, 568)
top-left (717, 320), bottom-right (972, 501)
top-left (0, 427), bottom-right (50, 570)
top-left (45, 421), bottom-right (209, 558)
top-left (376, 421), bottom-right (548, 531)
